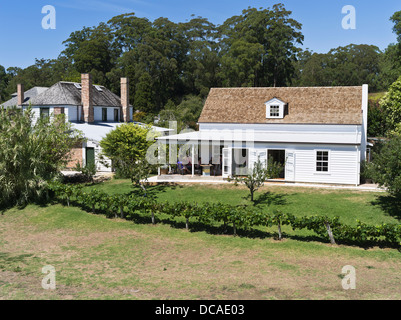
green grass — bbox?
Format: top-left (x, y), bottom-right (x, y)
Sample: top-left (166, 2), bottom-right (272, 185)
top-left (83, 178), bottom-right (399, 226)
top-left (1, 179), bottom-right (400, 300)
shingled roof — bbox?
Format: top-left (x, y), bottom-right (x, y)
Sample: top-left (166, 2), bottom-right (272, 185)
top-left (1, 87), bottom-right (49, 108)
top-left (198, 86), bottom-right (363, 125)
top-left (26, 82), bottom-right (126, 107)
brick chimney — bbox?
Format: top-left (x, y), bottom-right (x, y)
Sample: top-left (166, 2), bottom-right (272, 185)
top-left (121, 77), bottom-right (130, 122)
top-left (81, 74), bottom-right (94, 123)
top-left (17, 84), bottom-right (24, 106)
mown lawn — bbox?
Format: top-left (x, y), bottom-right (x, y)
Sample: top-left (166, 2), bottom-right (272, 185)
top-left (1, 179), bottom-right (400, 300)
top-left (83, 178), bottom-right (400, 226)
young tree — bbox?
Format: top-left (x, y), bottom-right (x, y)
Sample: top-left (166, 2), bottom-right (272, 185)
top-left (229, 157), bottom-right (283, 202)
top-left (99, 123), bottom-right (154, 180)
top-left (129, 159), bottom-right (155, 197)
top-left (0, 107), bottom-right (83, 208)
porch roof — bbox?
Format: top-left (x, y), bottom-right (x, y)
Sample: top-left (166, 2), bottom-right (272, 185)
top-left (156, 130), bottom-right (362, 145)
top-left (72, 122), bottom-right (172, 142)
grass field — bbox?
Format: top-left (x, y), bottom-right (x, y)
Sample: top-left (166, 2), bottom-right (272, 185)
top-left (1, 179), bottom-right (400, 300)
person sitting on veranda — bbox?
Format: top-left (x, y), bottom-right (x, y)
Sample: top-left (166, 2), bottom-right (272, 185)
top-left (184, 158), bottom-right (192, 174)
top-left (177, 161), bottom-right (184, 175)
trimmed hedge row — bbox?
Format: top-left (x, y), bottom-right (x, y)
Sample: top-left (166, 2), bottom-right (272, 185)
top-left (49, 182), bottom-right (401, 246)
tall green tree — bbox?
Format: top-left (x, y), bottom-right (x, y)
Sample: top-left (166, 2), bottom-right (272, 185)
top-left (0, 65), bottom-right (9, 102)
top-left (218, 4), bottom-right (304, 87)
top-left (133, 72), bottom-right (154, 113)
top-left (391, 11), bottom-right (401, 42)
top-left (180, 16), bottom-right (220, 97)
top-left (294, 44), bottom-right (382, 90)
top-left (379, 76), bottom-right (401, 135)
top-left (107, 13), bottom-right (152, 54)
top-left (378, 44), bottom-right (401, 90)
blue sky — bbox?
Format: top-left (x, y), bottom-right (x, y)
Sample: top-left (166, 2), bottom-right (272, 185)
top-left (0, 0), bottom-right (400, 69)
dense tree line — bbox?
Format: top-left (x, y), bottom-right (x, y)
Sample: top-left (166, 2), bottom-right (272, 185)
top-left (1, 5), bottom-right (401, 127)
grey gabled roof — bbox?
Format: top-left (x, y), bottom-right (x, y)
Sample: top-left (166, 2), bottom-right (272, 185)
top-left (27, 81), bottom-right (128, 107)
top-left (1, 87), bottom-right (49, 108)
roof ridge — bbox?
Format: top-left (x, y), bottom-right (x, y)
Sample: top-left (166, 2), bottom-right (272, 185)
top-left (211, 86), bottom-right (363, 90)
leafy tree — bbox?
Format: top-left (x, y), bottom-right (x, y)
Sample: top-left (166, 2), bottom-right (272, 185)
top-left (4, 58), bottom-right (71, 100)
top-left (0, 107), bottom-right (84, 208)
top-left (0, 65), bottom-right (9, 103)
top-left (294, 44), bottom-right (382, 90)
top-left (133, 72), bottom-right (154, 113)
top-left (377, 44), bottom-right (401, 90)
top-left (61, 26), bottom-right (93, 59)
top-left (367, 135), bottom-right (401, 197)
top-left (129, 159), bottom-right (155, 197)
top-left (220, 40), bottom-right (264, 87)
top-left (99, 123), bottom-right (154, 180)
top-left (158, 95), bottom-right (204, 130)
top-left (73, 39), bottom-right (114, 75)
top-left (107, 13), bottom-right (152, 54)
top-left (229, 157), bottom-right (283, 202)
top-left (391, 11), bottom-right (401, 42)
top-left (374, 11), bottom-right (401, 90)
top-left (379, 76), bottom-right (401, 135)
top-left (180, 16), bottom-right (220, 96)
top-left (219, 4), bottom-right (304, 87)
top-left (368, 100), bottom-right (387, 137)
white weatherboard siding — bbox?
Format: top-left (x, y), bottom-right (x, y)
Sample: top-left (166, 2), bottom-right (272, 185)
top-left (24, 106), bottom-right (54, 124)
top-left (249, 144), bottom-right (359, 185)
top-left (159, 134), bottom-right (361, 185)
top-left (26, 105), bottom-right (83, 123)
top-left (66, 105), bottom-right (82, 122)
top-left (94, 106), bottom-right (120, 122)
top-left (287, 145), bottom-right (359, 185)
top-left (83, 140), bottom-right (112, 172)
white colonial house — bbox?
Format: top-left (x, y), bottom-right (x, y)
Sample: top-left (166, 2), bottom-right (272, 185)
top-left (1, 74), bottom-right (172, 172)
top-left (157, 85), bottom-right (368, 186)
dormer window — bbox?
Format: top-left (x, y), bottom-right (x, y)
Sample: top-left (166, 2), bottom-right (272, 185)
top-left (270, 105), bottom-right (280, 117)
top-left (265, 98), bottom-right (286, 119)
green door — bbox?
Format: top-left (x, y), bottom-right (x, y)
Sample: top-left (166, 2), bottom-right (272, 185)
top-left (86, 147), bottom-right (95, 167)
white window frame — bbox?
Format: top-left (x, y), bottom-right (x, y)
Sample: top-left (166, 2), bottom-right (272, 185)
top-left (265, 98), bottom-right (285, 119)
top-left (40, 107), bottom-right (50, 118)
top-left (315, 150), bottom-right (330, 174)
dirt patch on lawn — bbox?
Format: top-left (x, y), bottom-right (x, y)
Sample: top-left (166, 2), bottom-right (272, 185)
top-left (1, 208), bottom-right (400, 300)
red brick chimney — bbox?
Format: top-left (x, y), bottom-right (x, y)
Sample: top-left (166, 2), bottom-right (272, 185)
top-left (81, 74), bottom-right (94, 123)
top-left (17, 84), bottom-right (24, 106)
top-left (121, 77), bottom-right (130, 122)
